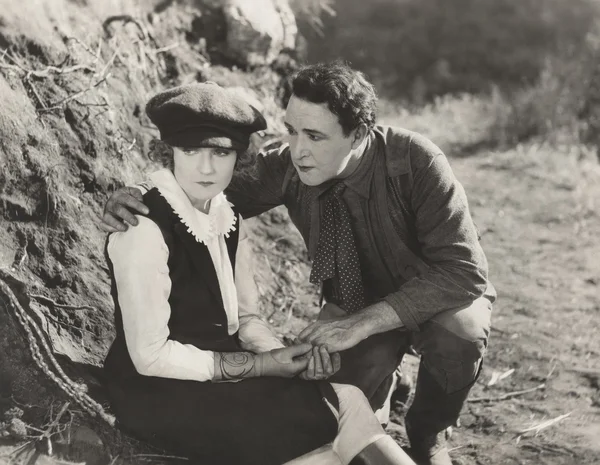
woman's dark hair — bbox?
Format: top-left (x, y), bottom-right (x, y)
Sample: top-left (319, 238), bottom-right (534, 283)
top-left (147, 139), bottom-right (257, 180)
top-left (291, 61), bottom-right (378, 136)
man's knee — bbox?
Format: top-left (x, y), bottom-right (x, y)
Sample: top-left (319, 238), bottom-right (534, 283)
top-left (330, 331), bottom-right (407, 398)
top-left (413, 298), bottom-right (492, 393)
top-left (428, 296), bottom-right (492, 348)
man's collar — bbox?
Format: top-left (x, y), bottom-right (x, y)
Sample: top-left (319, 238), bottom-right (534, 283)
top-left (340, 131), bottom-right (376, 199)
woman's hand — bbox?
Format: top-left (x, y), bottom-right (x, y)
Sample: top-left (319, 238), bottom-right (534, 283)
top-left (298, 346), bottom-right (341, 381)
top-left (100, 187), bottom-right (149, 233)
top-left (256, 344), bottom-right (313, 378)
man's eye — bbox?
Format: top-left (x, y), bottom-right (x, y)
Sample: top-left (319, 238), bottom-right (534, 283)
top-left (214, 149), bottom-right (234, 157)
top-left (307, 134), bottom-right (321, 141)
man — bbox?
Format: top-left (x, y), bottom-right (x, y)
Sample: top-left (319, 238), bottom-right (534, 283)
top-left (100, 62), bottom-right (496, 465)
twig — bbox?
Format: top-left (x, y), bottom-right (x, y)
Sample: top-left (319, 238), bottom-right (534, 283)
top-left (517, 412), bottom-right (572, 436)
top-left (25, 75), bottom-right (47, 109)
top-left (64, 36), bottom-right (95, 57)
top-left (129, 453), bottom-right (189, 461)
top-left (0, 58), bottom-right (93, 77)
top-left (28, 293), bottom-right (95, 312)
top-left (519, 442), bottom-right (575, 456)
top-left (41, 311), bottom-right (96, 338)
top-left (41, 74), bottom-right (110, 112)
top-left (487, 368), bottom-right (515, 387)
top-left (545, 360), bottom-right (557, 380)
top-left (103, 15), bottom-right (146, 40)
top-left (98, 49), bottom-right (118, 78)
top-left (568, 366), bottom-right (600, 376)
top-left (468, 383), bottom-right (546, 403)
top-left (0, 271), bottom-right (116, 426)
top-left (154, 42), bottom-right (181, 54)
top-left (491, 326), bottom-right (507, 335)
top-left (41, 401), bottom-right (70, 456)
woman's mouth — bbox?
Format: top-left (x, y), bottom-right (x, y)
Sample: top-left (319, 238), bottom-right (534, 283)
top-left (196, 181), bottom-right (215, 187)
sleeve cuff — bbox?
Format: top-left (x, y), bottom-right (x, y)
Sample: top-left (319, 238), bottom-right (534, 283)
top-left (383, 293), bottom-right (421, 332)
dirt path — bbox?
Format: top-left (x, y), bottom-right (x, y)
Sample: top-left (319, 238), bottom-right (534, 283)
top-left (2, 144), bottom-right (598, 465)
top-left (386, 145), bottom-right (600, 465)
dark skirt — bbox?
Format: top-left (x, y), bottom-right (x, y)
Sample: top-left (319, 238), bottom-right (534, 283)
top-left (106, 374), bottom-right (338, 465)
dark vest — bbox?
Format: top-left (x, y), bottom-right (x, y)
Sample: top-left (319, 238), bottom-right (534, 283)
top-left (104, 188), bottom-right (241, 379)
top-left (102, 189), bottom-right (339, 465)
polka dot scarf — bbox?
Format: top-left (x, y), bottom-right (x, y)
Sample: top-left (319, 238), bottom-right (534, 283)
top-left (309, 183), bottom-right (366, 313)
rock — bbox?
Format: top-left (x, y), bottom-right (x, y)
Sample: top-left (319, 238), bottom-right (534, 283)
top-left (7, 418), bottom-right (28, 440)
top-left (223, 0), bottom-right (297, 66)
top-left (3, 406), bottom-right (24, 421)
top-left (58, 425), bottom-right (109, 465)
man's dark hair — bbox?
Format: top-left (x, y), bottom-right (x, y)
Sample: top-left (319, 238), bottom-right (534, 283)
top-left (291, 61), bottom-right (378, 136)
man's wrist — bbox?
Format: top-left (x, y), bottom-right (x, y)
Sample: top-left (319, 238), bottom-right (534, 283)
top-left (356, 301), bottom-right (404, 337)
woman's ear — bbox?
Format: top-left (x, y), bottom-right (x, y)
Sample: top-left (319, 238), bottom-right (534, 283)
top-left (351, 123), bottom-right (369, 149)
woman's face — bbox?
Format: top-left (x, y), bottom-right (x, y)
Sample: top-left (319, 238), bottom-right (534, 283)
top-left (172, 146), bottom-right (237, 209)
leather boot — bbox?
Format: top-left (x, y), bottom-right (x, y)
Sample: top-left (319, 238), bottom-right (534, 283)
top-left (349, 436), bottom-right (417, 465)
top-left (405, 362), bottom-right (479, 465)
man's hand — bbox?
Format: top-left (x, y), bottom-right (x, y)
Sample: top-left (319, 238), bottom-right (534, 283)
top-left (99, 187), bottom-right (149, 233)
top-left (298, 345), bottom-right (341, 380)
top-left (299, 301), bottom-right (404, 352)
top-left (256, 343), bottom-right (313, 378)
top-left (298, 313), bottom-right (371, 352)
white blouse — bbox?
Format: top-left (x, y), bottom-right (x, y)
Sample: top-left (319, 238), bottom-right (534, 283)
top-left (107, 169), bottom-right (284, 382)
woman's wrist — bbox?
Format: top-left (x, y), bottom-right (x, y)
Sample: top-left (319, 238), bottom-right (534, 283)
top-left (213, 351), bottom-right (261, 381)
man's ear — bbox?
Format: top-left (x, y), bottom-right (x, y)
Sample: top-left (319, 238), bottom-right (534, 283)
top-left (351, 123), bottom-right (369, 149)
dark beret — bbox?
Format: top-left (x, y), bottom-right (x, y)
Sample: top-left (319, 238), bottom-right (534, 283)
top-left (146, 82), bottom-right (267, 151)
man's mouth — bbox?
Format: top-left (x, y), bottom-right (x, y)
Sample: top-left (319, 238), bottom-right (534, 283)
top-left (296, 165), bottom-right (314, 173)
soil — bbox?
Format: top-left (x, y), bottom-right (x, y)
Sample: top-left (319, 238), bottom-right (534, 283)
top-left (1, 1), bottom-right (599, 464)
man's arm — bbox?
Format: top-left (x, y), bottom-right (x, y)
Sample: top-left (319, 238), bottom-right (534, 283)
top-left (298, 301), bottom-right (402, 351)
top-left (225, 145), bottom-right (292, 218)
top-left (300, 134), bottom-right (489, 349)
top-left (100, 186), bottom-right (149, 232)
top-left (99, 146), bottom-right (292, 232)
top-left (382, 134), bottom-right (488, 331)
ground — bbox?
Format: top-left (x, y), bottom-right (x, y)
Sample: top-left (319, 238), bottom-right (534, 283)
top-left (252, 140), bottom-right (600, 465)
top-left (2, 116), bottom-right (600, 465)
top-left (1, 1), bottom-right (599, 464)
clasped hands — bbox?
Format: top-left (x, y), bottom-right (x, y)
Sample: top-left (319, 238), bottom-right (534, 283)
top-left (263, 303), bottom-right (371, 380)
top-left (260, 343), bottom-right (341, 380)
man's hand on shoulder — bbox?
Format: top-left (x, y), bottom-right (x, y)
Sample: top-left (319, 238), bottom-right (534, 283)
top-left (99, 186), bottom-right (149, 233)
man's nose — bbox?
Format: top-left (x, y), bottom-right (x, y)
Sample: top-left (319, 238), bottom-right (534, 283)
top-left (291, 139), bottom-right (309, 161)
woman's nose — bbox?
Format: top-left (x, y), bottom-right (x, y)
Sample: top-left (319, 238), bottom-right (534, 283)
top-left (197, 154), bottom-right (214, 174)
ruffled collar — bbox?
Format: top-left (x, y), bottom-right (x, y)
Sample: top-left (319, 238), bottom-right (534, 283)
top-left (148, 169), bottom-right (237, 244)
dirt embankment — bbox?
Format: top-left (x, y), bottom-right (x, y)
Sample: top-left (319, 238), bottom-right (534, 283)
top-left (0, 0), bottom-right (311, 460)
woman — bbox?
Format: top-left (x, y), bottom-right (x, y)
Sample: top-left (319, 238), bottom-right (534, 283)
top-left (104, 82), bottom-right (414, 465)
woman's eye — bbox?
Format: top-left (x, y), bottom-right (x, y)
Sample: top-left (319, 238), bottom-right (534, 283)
top-left (286, 127), bottom-right (296, 135)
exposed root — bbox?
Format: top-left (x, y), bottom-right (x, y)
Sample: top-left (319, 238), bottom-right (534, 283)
top-left (0, 269), bottom-right (115, 427)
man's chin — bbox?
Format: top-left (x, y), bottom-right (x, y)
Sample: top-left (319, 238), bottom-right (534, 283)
top-left (297, 171), bottom-right (323, 187)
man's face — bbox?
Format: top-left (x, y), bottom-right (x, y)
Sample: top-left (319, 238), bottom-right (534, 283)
top-left (173, 146), bottom-right (237, 209)
top-left (284, 95), bottom-right (357, 186)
